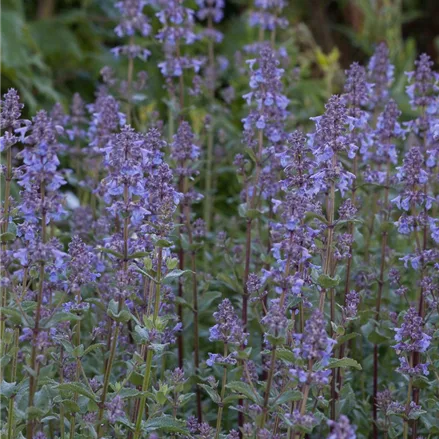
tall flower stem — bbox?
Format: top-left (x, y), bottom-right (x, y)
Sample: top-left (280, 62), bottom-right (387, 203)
top-left (1, 145), bottom-right (13, 368)
top-left (373, 158), bottom-right (391, 439)
top-left (204, 15), bottom-right (215, 233)
top-left (240, 129), bottom-right (264, 430)
top-left (183, 188), bottom-right (202, 421)
top-left (214, 344), bottom-right (228, 439)
top-left (69, 288), bottom-right (82, 439)
top-left (243, 129), bottom-right (264, 328)
top-left (7, 327), bottom-right (19, 439)
top-left (133, 247), bottom-right (163, 439)
top-left (403, 355), bottom-right (414, 439)
top-left (262, 234), bottom-right (293, 429)
top-left (97, 180), bottom-right (130, 437)
top-left (260, 346), bottom-right (276, 428)
top-left (319, 154), bottom-right (337, 312)
top-left (97, 321), bottom-right (120, 437)
top-left (27, 182), bottom-right (47, 439)
top-left (126, 36), bottom-right (134, 126)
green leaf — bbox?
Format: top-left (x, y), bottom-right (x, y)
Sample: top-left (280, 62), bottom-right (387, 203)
top-left (136, 268), bottom-right (157, 284)
top-left (0, 354), bottom-right (12, 369)
top-left (335, 332), bottom-right (359, 347)
top-left (154, 239), bottom-right (173, 248)
top-left (305, 212), bottom-right (328, 224)
top-left (265, 334), bottom-right (286, 347)
top-left (128, 251), bottom-right (151, 259)
top-left (198, 384), bottom-right (221, 404)
top-left (238, 203), bottom-right (260, 220)
top-left (272, 390), bottom-right (303, 406)
top-left (276, 348), bottom-right (296, 364)
top-left (0, 307), bottom-right (23, 325)
top-left (163, 269), bottom-right (193, 284)
top-left (82, 343), bottom-right (105, 357)
top-left (1, 232), bottom-right (16, 243)
top-left (144, 416), bottom-right (188, 434)
top-left (367, 329), bottom-right (389, 344)
top-left (317, 274), bottom-right (340, 289)
top-left (0, 380), bottom-right (17, 398)
top-left (174, 296), bottom-right (194, 311)
top-left (327, 357), bottom-right (362, 370)
top-left (225, 381), bottom-right (259, 403)
top-left (97, 247), bottom-right (124, 259)
top-left (42, 311), bottom-right (82, 327)
top-left (118, 388), bottom-right (141, 399)
top-left (56, 382), bottom-right (98, 402)
top-left (199, 291), bottom-right (222, 312)
top-left (61, 399), bottom-right (80, 413)
top-left (166, 257), bottom-right (178, 270)
top-left (107, 299), bottom-right (132, 323)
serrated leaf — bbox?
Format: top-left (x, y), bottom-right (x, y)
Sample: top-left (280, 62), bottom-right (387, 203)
top-left (174, 296), bottom-right (194, 311)
top-left (199, 291), bottom-right (222, 312)
top-left (327, 357), bottom-right (362, 370)
top-left (1, 232), bottom-right (16, 242)
top-left (107, 299), bottom-right (131, 323)
top-left (0, 380), bottom-right (17, 398)
top-left (198, 384), bottom-right (221, 403)
top-left (82, 343), bottom-right (105, 357)
top-left (272, 389), bottom-right (303, 406)
top-left (118, 388), bottom-right (141, 399)
top-left (61, 399), bottom-right (80, 413)
top-left (56, 382), bottom-right (98, 402)
top-left (0, 307), bottom-right (22, 325)
top-left (97, 247), bottom-right (124, 259)
top-left (42, 311), bottom-right (82, 327)
top-left (163, 269), bottom-right (193, 284)
top-left (317, 274), bottom-right (340, 288)
top-left (225, 381), bottom-right (259, 403)
top-left (335, 332), bottom-right (360, 347)
top-left (0, 354), bottom-right (12, 369)
top-left (276, 348), bottom-right (296, 364)
top-left (154, 239), bottom-right (173, 248)
top-left (144, 416), bottom-right (188, 434)
top-left (128, 251), bottom-right (151, 259)
top-left (367, 329), bottom-right (389, 344)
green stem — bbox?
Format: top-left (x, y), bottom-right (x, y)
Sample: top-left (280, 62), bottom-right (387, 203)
top-left (27, 182), bottom-right (47, 439)
top-left (133, 247), bottom-right (163, 439)
top-left (60, 347), bottom-right (65, 439)
top-left (204, 16), bottom-right (216, 233)
top-left (97, 323), bottom-right (120, 437)
top-left (126, 36), bottom-right (134, 126)
top-left (7, 327), bottom-right (19, 439)
top-left (260, 347), bottom-right (276, 428)
top-left (214, 344), bottom-right (228, 439)
top-left (319, 153), bottom-right (337, 312)
top-left (1, 145), bottom-right (13, 377)
top-left (69, 289), bottom-right (82, 439)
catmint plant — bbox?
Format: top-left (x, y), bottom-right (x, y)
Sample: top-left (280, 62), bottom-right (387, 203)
top-left (3, 5), bottom-right (439, 439)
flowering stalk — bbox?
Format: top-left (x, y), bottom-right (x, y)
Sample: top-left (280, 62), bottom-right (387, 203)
top-left (97, 323), bottom-right (120, 437)
top-left (370, 98), bottom-right (402, 437)
top-left (7, 327), bottom-right (19, 439)
top-left (133, 246), bottom-right (163, 439)
top-left (1, 89), bottom-right (26, 367)
top-left (214, 343), bottom-right (228, 439)
top-left (170, 121), bottom-right (202, 418)
top-left (26, 182), bottom-right (47, 439)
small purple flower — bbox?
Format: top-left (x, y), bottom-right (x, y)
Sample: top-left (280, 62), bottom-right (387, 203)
top-left (393, 307), bottom-right (431, 353)
top-left (327, 415), bottom-right (357, 439)
top-left (293, 310), bottom-right (335, 366)
top-left (105, 395), bottom-right (125, 423)
top-left (208, 299), bottom-right (248, 345)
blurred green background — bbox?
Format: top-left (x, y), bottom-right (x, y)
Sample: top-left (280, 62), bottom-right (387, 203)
top-left (1, 0), bottom-right (438, 117)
